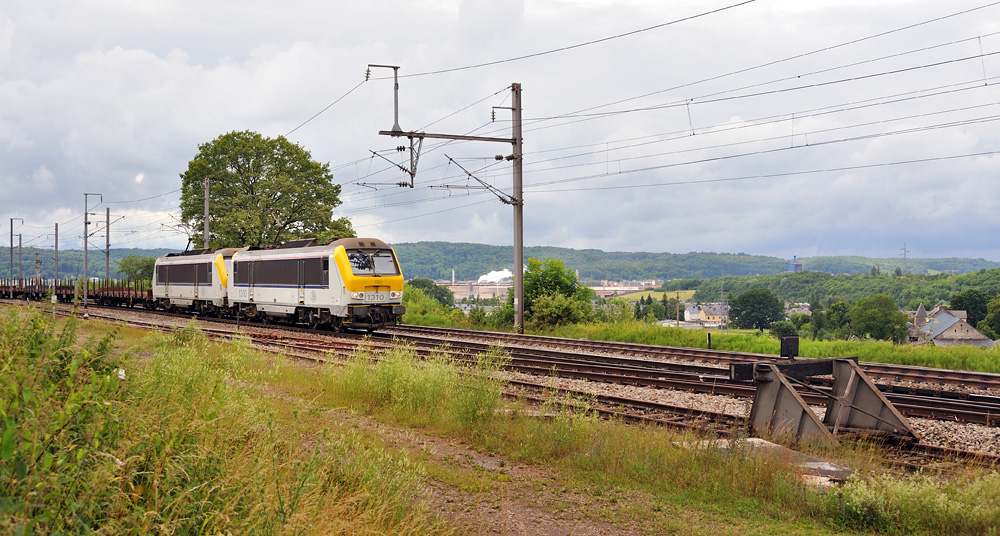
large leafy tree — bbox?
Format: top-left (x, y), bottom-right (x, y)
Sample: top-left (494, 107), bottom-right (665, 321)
top-left (729, 288), bottom-right (785, 331)
top-left (848, 294), bottom-right (910, 342)
top-left (180, 130), bottom-right (354, 248)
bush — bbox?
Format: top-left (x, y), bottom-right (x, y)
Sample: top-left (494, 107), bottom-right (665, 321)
top-left (769, 320), bottom-right (798, 338)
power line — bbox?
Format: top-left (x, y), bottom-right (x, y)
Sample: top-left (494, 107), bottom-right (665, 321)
top-left (104, 188), bottom-right (182, 204)
top-left (527, 149), bottom-right (1000, 193)
top-left (524, 1), bottom-right (1000, 122)
top-left (285, 80), bottom-right (367, 136)
top-left (526, 114), bottom-right (1000, 190)
top-left (381, 1), bottom-right (758, 79)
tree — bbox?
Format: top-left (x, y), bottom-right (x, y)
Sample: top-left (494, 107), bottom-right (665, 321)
top-left (499, 258), bottom-right (595, 329)
top-left (529, 293), bottom-right (590, 329)
top-left (521, 258), bottom-right (593, 313)
top-left (789, 312), bottom-right (811, 330)
top-left (825, 301), bottom-right (850, 330)
top-left (644, 302), bottom-right (667, 321)
top-left (180, 130), bottom-right (354, 249)
top-left (949, 288), bottom-right (991, 328)
top-left (596, 298), bottom-right (632, 324)
top-left (406, 278), bottom-right (455, 308)
top-left (116, 255), bottom-right (155, 281)
top-left (769, 320), bottom-right (798, 338)
top-left (809, 310), bottom-right (827, 339)
top-left (980, 295), bottom-right (1000, 339)
top-left (729, 288), bottom-right (785, 331)
top-left (848, 294), bottom-right (909, 342)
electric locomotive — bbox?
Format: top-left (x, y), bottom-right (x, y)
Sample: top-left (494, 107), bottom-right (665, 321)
top-left (152, 247), bottom-right (239, 315)
top-left (151, 237), bottom-right (405, 331)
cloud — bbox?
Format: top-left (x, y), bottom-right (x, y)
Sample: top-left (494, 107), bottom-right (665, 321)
top-left (3, 0), bottom-right (1000, 262)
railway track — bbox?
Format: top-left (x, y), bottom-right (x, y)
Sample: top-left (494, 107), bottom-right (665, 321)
top-left (30, 302), bottom-right (1000, 428)
top-left (385, 324), bottom-right (1000, 391)
top-left (16, 302), bottom-right (1000, 465)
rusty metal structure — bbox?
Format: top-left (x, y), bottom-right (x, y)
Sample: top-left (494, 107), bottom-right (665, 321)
top-left (736, 358), bottom-right (920, 446)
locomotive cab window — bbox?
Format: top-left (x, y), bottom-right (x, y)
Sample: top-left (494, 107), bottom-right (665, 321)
top-left (347, 251), bottom-right (399, 276)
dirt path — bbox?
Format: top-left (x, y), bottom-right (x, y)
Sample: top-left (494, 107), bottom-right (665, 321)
top-left (333, 411), bottom-right (645, 535)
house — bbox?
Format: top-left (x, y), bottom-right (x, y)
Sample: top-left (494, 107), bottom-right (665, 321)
top-left (699, 303), bottom-right (729, 325)
top-left (908, 305), bottom-right (994, 347)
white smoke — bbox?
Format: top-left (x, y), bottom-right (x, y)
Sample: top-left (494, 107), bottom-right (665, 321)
top-left (477, 269), bottom-right (512, 284)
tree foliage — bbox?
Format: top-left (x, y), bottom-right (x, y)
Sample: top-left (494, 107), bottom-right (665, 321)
top-left (495, 258), bottom-right (595, 329)
top-left (406, 278), bottom-right (455, 308)
top-left (381, 242), bottom-right (1000, 282)
top-left (180, 130), bottom-right (353, 249)
top-left (949, 288), bottom-right (990, 328)
top-left (115, 255), bottom-right (156, 281)
top-left (980, 295), bottom-right (1000, 339)
top-left (769, 321), bottom-right (798, 338)
top-left (848, 294), bottom-right (910, 342)
top-left (729, 288), bottom-right (784, 331)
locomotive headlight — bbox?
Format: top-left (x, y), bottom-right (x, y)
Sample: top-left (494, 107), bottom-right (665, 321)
top-left (390, 291), bottom-right (401, 299)
top-left (351, 292), bottom-right (362, 299)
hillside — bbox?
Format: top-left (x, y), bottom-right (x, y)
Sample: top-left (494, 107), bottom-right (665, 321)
top-left (0, 247), bottom-right (174, 280)
top-left (9, 242), bottom-right (1000, 288)
top-left (391, 242), bottom-right (1000, 283)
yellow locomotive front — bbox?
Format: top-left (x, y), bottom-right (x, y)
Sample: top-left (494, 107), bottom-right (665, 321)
top-left (331, 238), bottom-right (406, 330)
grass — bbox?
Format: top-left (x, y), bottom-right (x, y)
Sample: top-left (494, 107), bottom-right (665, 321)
top-left (4, 303), bottom-right (1000, 535)
top-left (0, 306), bottom-right (454, 535)
top-left (615, 289), bottom-right (697, 302)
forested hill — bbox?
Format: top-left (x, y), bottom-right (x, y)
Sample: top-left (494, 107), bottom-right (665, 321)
top-left (0, 247), bottom-right (174, 280)
top-left (390, 242), bottom-right (1000, 282)
top-left (6, 241), bottom-right (997, 285)
top-left (686, 269), bottom-right (1000, 310)
top-left (393, 243), bottom-right (786, 281)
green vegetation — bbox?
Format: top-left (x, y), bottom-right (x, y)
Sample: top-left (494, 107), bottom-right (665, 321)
top-left (0, 308), bottom-right (448, 534)
top-left (729, 288), bottom-right (785, 331)
top-left (115, 254), bottom-right (156, 282)
top-left (617, 289), bottom-right (696, 302)
top-left (391, 242), bottom-right (1000, 282)
top-left (632, 294), bottom-right (684, 323)
top-left (545, 321), bottom-right (1000, 374)
top-left (848, 294), bottom-right (910, 343)
top-left (406, 278), bottom-right (455, 308)
top-left (4, 306), bottom-right (1000, 534)
top-left (690, 268), bottom-right (1000, 308)
top-left (982, 295), bottom-right (1000, 339)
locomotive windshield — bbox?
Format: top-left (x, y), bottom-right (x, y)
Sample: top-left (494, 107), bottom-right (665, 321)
top-left (347, 250), bottom-right (399, 276)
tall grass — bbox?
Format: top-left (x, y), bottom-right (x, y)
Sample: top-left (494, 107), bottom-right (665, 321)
top-left (321, 341), bottom-right (510, 434)
top-left (826, 472), bottom-right (1000, 535)
top-left (0, 310), bottom-right (454, 535)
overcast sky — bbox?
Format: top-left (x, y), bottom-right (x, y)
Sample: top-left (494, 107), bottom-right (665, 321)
top-left (4, 0), bottom-right (1000, 263)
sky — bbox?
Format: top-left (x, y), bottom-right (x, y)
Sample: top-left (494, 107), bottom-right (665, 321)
top-left (3, 0), bottom-right (1000, 263)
